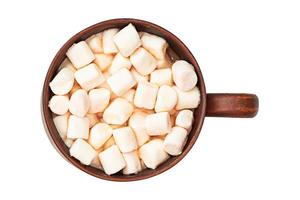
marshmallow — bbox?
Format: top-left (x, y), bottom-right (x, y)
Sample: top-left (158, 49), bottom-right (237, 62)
top-left (163, 126), bottom-right (188, 156)
top-left (157, 54), bottom-right (172, 69)
top-left (66, 41), bottom-right (95, 69)
top-left (99, 145), bottom-right (126, 175)
top-left (150, 68), bottom-right (173, 86)
top-left (107, 68), bottom-right (136, 96)
top-left (139, 139), bottom-right (169, 169)
top-left (94, 54), bottom-right (113, 71)
top-left (113, 23), bottom-right (141, 57)
top-left (130, 68), bottom-right (149, 83)
top-left (48, 95), bottom-right (69, 115)
top-left (121, 89), bottom-right (135, 103)
top-left (86, 113), bottom-right (99, 128)
top-left (89, 123), bottom-right (113, 149)
top-left (130, 48), bottom-right (157, 75)
top-left (64, 138), bottom-right (73, 148)
top-left (53, 114), bottom-right (69, 138)
top-left (173, 86), bottom-right (200, 110)
top-left (59, 58), bottom-right (76, 72)
top-left (155, 85), bottom-right (177, 112)
top-left (49, 68), bottom-right (74, 95)
top-left (172, 60), bottom-right (197, 91)
top-left (145, 112), bottom-right (171, 136)
top-left (128, 111), bottom-right (150, 146)
top-left (122, 151), bottom-right (142, 174)
top-left (103, 136), bottom-right (116, 150)
top-left (88, 88), bottom-right (110, 113)
top-left (86, 34), bottom-right (103, 53)
top-left (69, 89), bottom-right (90, 117)
top-left (103, 28), bottom-right (119, 54)
top-left (175, 110), bottom-right (193, 130)
top-left (70, 139), bottom-right (96, 165)
top-left (113, 127), bottom-right (138, 153)
top-left (109, 53), bottom-right (132, 74)
top-left (103, 98), bottom-right (134, 125)
top-left (67, 115), bottom-right (89, 139)
top-left (141, 33), bottom-right (168, 60)
top-left (74, 63), bottom-right (105, 91)
top-left (134, 82), bottom-right (158, 109)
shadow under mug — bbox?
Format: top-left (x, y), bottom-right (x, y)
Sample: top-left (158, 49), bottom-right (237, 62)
top-left (41, 18), bottom-right (259, 181)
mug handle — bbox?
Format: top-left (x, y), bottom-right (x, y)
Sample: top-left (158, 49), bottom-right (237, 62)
top-left (206, 93), bottom-right (259, 118)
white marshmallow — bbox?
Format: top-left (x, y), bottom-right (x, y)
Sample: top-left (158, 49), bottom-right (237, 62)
top-left (145, 112), bottom-right (171, 136)
top-left (130, 68), bottom-right (149, 83)
top-left (49, 68), bottom-right (74, 95)
top-left (157, 54), bottom-right (172, 69)
top-left (134, 82), bottom-right (158, 109)
top-left (64, 138), bottom-right (73, 148)
top-left (121, 89), bottom-right (135, 103)
top-left (70, 139), bottom-right (96, 165)
top-left (103, 98), bottom-right (134, 125)
top-left (89, 123), bottom-right (113, 149)
top-left (128, 111), bottom-right (150, 146)
top-left (141, 33), bottom-right (168, 60)
top-left (66, 41), bottom-right (95, 69)
top-left (139, 139), bottom-right (169, 169)
top-left (155, 85), bottom-right (177, 112)
top-left (48, 95), bottom-right (69, 115)
top-left (113, 127), bottom-right (138, 153)
top-left (67, 115), bottom-right (89, 139)
top-left (113, 23), bottom-right (141, 57)
top-left (86, 113), bottom-right (99, 128)
top-left (107, 68), bottom-right (136, 96)
top-left (88, 88), bottom-right (110, 113)
top-left (175, 110), bottom-right (194, 130)
top-left (173, 86), bottom-right (200, 110)
top-left (122, 151), bottom-right (142, 174)
top-left (103, 28), bottom-right (119, 54)
top-left (86, 34), bottom-right (103, 53)
top-left (163, 126), bottom-right (188, 156)
top-left (99, 145), bottom-right (126, 175)
top-left (94, 54), bottom-right (113, 71)
top-left (69, 89), bottom-right (90, 117)
top-left (59, 58), bottom-right (76, 72)
top-left (103, 136), bottom-right (116, 150)
top-left (150, 68), bottom-right (173, 86)
top-left (130, 48), bottom-right (157, 75)
top-left (74, 63), bottom-right (105, 91)
top-left (172, 60), bottom-right (198, 91)
top-left (53, 114), bottom-right (69, 138)
top-left (109, 53), bottom-right (131, 74)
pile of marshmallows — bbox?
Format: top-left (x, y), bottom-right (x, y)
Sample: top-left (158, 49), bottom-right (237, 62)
top-left (48, 23), bottom-right (200, 175)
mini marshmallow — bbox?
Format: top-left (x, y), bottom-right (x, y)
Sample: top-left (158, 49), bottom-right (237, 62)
top-left (67, 115), bottom-right (89, 139)
top-left (103, 98), bottom-right (134, 125)
top-left (128, 111), bottom-right (150, 146)
top-left (174, 86), bottom-right (200, 110)
top-left (145, 112), bottom-right (171, 136)
top-left (88, 88), bottom-right (110, 113)
top-left (49, 68), bottom-right (74, 95)
top-left (175, 110), bottom-right (194, 130)
top-left (139, 139), bottom-right (169, 169)
top-left (89, 123), bottom-right (113, 149)
top-left (86, 113), bottom-right (99, 128)
top-left (74, 63), bottom-right (105, 91)
top-left (157, 54), bottom-right (172, 69)
top-left (141, 33), bottom-right (168, 60)
top-left (134, 82), bottom-right (158, 109)
top-left (109, 53), bottom-right (132, 74)
top-left (122, 151), bottom-right (142, 174)
top-left (66, 41), bottom-right (95, 69)
top-left (86, 34), bottom-right (103, 53)
top-left (53, 114), bottom-right (69, 138)
top-left (70, 139), bottom-right (96, 165)
top-left (69, 89), bottom-right (90, 117)
top-left (172, 60), bottom-right (197, 91)
top-left (113, 127), bottom-right (138, 153)
top-left (64, 138), bottom-right (73, 148)
top-left (163, 126), bottom-right (188, 156)
top-left (113, 23), bottom-right (141, 57)
top-left (121, 89), bottom-right (135, 103)
top-left (107, 68), bottom-right (136, 96)
top-left (103, 136), bottom-right (116, 150)
top-left (130, 48), bottom-right (157, 75)
top-left (150, 68), bottom-right (173, 86)
top-left (48, 95), bottom-right (69, 115)
top-left (94, 54), bottom-right (113, 71)
top-left (155, 85), bottom-right (177, 112)
top-left (99, 145), bottom-right (126, 175)
top-left (130, 68), bottom-right (149, 83)
top-left (59, 58), bottom-right (76, 72)
top-left (103, 28), bottom-right (119, 54)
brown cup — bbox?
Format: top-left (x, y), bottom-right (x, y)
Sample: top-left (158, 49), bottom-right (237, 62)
top-left (41, 18), bottom-right (259, 181)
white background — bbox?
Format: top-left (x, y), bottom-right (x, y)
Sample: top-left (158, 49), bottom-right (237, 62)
top-left (0, 0), bottom-right (299, 199)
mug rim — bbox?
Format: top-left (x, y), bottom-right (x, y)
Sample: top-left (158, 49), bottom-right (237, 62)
top-left (41, 18), bottom-right (207, 181)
